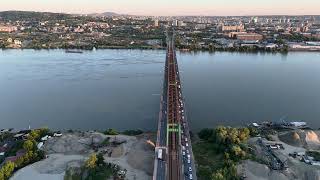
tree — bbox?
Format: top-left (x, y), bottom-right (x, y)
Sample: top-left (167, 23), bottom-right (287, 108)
top-left (39, 128), bottom-right (50, 137)
top-left (96, 153), bottom-right (106, 166)
top-left (228, 128), bottom-right (240, 144)
top-left (23, 140), bottom-right (34, 151)
top-left (23, 151), bottom-right (34, 164)
top-left (215, 126), bottom-right (228, 144)
top-left (239, 128), bottom-right (250, 142)
top-left (231, 145), bottom-right (246, 160)
top-left (211, 170), bottom-right (224, 180)
top-left (1, 161), bottom-right (15, 179)
top-left (29, 130), bottom-right (40, 140)
top-left (86, 153), bottom-right (97, 169)
top-left (248, 127), bottom-right (259, 137)
top-left (0, 171), bottom-right (3, 180)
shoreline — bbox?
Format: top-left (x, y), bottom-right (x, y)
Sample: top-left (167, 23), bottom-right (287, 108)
top-left (1, 47), bottom-right (320, 53)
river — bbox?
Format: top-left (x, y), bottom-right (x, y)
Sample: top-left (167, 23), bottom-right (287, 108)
top-left (0, 49), bottom-right (320, 131)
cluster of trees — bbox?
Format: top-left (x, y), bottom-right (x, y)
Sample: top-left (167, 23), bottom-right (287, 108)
top-left (177, 43), bottom-right (289, 53)
top-left (0, 128), bottom-right (48, 180)
top-left (198, 126), bottom-right (255, 180)
top-left (0, 11), bottom-right (72, 22)
top-left (199, 127), bottom-right (250, 161)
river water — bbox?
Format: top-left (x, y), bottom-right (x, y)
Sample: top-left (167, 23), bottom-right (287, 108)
top-left (0, 49), bottom-right (320, 131)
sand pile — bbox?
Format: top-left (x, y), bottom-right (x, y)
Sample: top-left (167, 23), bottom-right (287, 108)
top-left (293, 132), bottom-right (300, 140)
top-left (305, 131), bottom-right (320, 144)
top-left (279, 131), bottom-right (303, 147)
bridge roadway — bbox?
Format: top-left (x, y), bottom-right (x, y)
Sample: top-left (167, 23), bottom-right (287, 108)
top-left (153, 33), bottom-right (197, 180)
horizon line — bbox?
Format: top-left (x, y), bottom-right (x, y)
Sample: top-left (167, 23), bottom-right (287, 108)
top-left (0, 10), bottom-right (320, 17)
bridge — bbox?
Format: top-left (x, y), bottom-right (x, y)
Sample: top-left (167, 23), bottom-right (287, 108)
top-left (153, 31), bottom-right (197, 180)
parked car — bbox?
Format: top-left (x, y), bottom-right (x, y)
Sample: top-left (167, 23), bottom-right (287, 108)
top-left (53, 132), bottom-right (63, 137)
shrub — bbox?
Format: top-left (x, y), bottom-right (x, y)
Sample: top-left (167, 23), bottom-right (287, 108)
top-left (103, 129), bottom-right (118, 135)
top-left (122, 129), bottom-right (143, 136)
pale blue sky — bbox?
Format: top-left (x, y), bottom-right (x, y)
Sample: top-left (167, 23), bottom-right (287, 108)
top-left (1, 0), bottom-right (320, 16)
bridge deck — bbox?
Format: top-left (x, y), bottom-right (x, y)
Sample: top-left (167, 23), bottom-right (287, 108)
top-left (153, 32), bottom-right (197, 180)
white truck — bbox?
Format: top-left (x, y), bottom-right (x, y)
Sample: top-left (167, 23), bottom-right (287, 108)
top-left (158, 149), bottom-right (163, 160)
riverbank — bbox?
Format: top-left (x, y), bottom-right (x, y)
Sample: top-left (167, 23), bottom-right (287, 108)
top-left (1, 45), bottom-right (320, 52)
top-left (4, 125), bottom-right (320, 180)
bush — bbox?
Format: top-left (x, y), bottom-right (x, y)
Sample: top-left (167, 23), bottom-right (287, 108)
top-left (85, 154), bottom-right (97, 169)
top-left (122, 129), bottom-right (143, 136)
top-left (23, 140), bottom-right (35, 151)
top-left (103, 129), bottom-right (118, 135)
top-left (0, 161), bottom-right (15, 180)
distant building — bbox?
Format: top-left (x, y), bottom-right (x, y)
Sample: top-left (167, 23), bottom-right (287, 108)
top-left (0, 26), bottom-right (17, 33)
top-left (222, 24), bottom-right (244, 32)
top-left (195, 24), bottom-right (206, 30)
top-left (235, 33), bottom-right (263, 41)
top-left (7, 38), bottom-right (13, 43)
top-left (177, 20), bottom-right (185, 27)
top-left (154, 20), bottom-right (159, 27)
top-left (229, 32), bottom-right (247, 38)
top-left (172, 20), bottom-right (178, 27)
top-left (14, 39), bottom-right (22, 45)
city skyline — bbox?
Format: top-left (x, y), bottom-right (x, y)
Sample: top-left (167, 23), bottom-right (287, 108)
top-left (1, 0), bottom-right (320, 16)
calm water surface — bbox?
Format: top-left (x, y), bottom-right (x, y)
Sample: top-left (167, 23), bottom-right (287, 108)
top-left (0, 49), bottom-right (320, 131)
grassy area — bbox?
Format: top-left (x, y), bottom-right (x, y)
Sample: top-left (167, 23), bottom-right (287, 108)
top-left (193, 141), bottom-right (225, 180)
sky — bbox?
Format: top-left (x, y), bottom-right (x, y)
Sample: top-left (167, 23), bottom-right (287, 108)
top-left (1, 0), bottom-right (320, 16)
